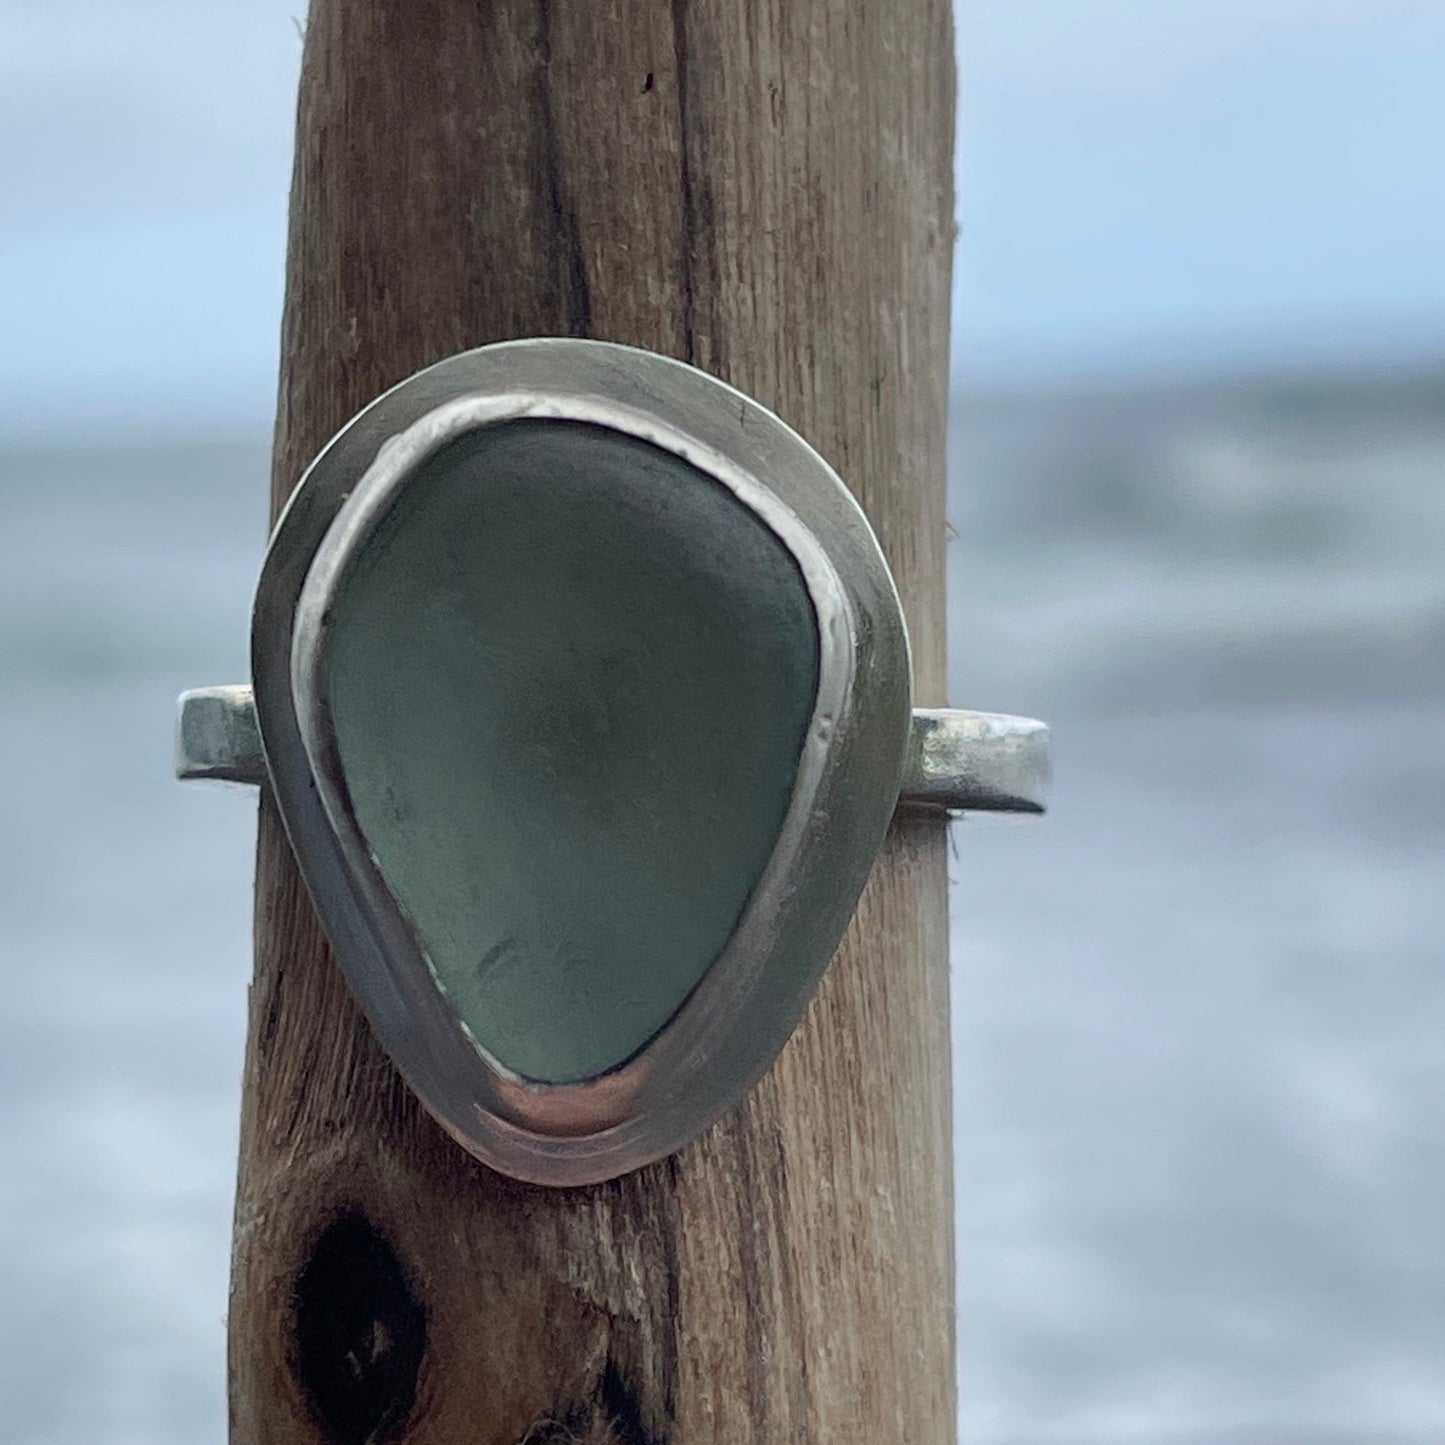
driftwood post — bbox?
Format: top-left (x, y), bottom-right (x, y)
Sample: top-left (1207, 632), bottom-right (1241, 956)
top-left (231, 2), bottom-right (957, 1440)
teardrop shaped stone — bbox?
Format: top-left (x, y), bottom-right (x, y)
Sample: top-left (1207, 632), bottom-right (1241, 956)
top-left (323, 419), bottom-right (820, 1084)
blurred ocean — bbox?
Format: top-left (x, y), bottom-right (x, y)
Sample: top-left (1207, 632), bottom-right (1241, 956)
top-left (1, 366), bottom-right (1442, 1443)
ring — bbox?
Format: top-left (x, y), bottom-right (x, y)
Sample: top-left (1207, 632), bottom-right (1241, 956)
top-left (177, 339), bottom-right (1048, 1185)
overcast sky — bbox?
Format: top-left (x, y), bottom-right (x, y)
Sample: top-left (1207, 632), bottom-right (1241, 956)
top-left (2, 0), bottom-right (1443, 435)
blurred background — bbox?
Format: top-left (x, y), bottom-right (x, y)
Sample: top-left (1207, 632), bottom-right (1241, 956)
top-left (1, 2), bottom-right (1441, 1441)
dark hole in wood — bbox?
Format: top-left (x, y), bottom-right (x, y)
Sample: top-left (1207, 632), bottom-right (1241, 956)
top-left (294, 1212), bottom-right (426, 1445)
top-left (522, 1361), bottom-right (661, 1444)
top-left (642, 71), bottom-right (655, 93)
top-left (598, 1359), bottom-right (662, 1444)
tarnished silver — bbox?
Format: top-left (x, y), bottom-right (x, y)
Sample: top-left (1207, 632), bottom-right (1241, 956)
top-left (903, 709), bottom-right (1050, 814)
top-left (175, 685), bottom-right (262, 785)
top-left (175, 338), bottom-right (1049, 1186)
top-left (179, 686), bottom-right (1049, 814)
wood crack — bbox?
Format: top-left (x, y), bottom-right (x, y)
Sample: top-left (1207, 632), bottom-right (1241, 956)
top-left (535, 0), bottom-right (592, 337)
top-left (669, 0), bottom-right (699, 365)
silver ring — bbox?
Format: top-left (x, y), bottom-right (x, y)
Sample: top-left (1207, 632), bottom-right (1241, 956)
top-left (177, 339), bottom-right (1048, 1185)
top-left (177, 687), bottom-right (1046, 813)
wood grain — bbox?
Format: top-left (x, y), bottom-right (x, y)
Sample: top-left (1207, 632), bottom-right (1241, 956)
top-left (231, 2), bottom-right (957, 1440)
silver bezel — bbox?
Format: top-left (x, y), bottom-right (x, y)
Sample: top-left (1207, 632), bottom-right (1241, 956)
top-left (252, 339), bottom-right (911, 1185)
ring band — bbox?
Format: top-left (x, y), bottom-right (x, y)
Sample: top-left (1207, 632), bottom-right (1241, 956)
top-left (176, 685), bottom-right (1048, 815)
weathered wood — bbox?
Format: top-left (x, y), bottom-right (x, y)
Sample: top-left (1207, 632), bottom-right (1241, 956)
top-left (230, 1), bottom-right (956, 1440)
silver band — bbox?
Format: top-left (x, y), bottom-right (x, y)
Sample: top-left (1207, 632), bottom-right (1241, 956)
top-left (174, 685), bottom-right (261, 785)
top-left (176, 685), bottom-right (1048, 815)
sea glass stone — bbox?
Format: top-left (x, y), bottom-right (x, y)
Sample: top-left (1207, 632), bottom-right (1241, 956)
top-left (324, 419), bottom-right (820, 1084)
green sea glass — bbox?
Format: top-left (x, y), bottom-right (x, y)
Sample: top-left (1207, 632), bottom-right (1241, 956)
top-left (325, 420), bottom-right (820, 1083)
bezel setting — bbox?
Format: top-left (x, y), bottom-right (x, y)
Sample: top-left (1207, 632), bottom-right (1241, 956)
top-left (250, 339), bottom-right (912, 1185)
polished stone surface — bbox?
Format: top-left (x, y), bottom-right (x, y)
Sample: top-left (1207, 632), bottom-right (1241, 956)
top-left (324, 420), bottom-right (820, 1083)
